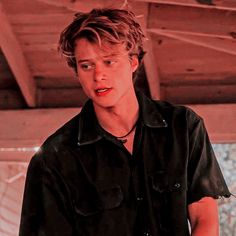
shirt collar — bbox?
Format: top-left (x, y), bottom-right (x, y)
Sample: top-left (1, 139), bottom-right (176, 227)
top-left (136, 91), bottom-right (168, 128)
top-left (77, 92), bottom-right (168, 146)
top-left (77, 100), bottom-right (103, 146)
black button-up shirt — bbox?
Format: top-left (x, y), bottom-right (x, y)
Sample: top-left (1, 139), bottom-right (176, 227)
top-left (19, 92), bottom-right (231, 236)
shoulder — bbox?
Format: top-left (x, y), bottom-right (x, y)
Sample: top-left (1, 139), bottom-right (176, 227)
top-left (139, 91), bottom-right (200, 119)
top-left (138, 92), bottom-right (203, 131)
top-left (29, 112), bottom-right (81, 168)
top-left (152, 99), bottom-right (203, 126)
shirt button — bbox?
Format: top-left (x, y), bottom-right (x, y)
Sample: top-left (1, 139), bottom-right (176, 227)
top-left (174, 183), bottom-right (181, 188)
top-left (137, 197), bottom-right (143, 201)
top-left (143, 232), bottom-right (151, 236)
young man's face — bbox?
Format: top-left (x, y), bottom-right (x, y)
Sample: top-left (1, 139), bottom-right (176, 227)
top-left (74, 38), bottom-right (138, 109)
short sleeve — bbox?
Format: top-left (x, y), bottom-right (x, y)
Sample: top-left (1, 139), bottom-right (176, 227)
top-left (19, 151), bottom-right (76, 236)
top-left (187, 114), bottom-right (231, 204)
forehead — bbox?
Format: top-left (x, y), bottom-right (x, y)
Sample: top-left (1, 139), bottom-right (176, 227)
top-left (74, 38), bottom-right (127, 59)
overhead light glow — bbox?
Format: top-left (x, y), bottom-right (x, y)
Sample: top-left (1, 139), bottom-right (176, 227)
top-left (0, 147), bottom-right (40, 152)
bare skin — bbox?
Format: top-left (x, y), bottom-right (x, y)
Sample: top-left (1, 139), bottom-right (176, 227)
top-left (75, 38), bottom-right (139, 153)
top-left (188, 197), bottom-right (219, 236)
top-left (75, 37), bottom-right (220, 234)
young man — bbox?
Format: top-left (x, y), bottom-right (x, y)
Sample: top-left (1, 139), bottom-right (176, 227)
top-left (19, 8), bottom-right (231, 236)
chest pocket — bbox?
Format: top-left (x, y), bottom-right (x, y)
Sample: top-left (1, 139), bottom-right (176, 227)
top-left (74, 184), bottom-right (123, 217)
top-left (149, 171), bottom-right (187, 234)
top-left (150, 171), bottom-right (186, 193)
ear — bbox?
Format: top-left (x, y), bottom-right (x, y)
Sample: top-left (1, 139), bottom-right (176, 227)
top-left (130, 55), bottom-right (139, 73)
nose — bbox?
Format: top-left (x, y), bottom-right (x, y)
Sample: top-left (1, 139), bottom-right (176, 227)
top-left (93, 65), bottom-right (106, 82)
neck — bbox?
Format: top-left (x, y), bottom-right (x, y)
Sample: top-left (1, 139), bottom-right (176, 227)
top-left (93, 90), bottom-right (139, 137)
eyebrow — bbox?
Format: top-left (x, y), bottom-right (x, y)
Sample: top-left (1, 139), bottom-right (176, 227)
top-left (77, 53), bottom-right (122, 63)
top-left (103, 53), bottom-right (121, 58)
top-left (77, 59), bottom-right (92, 63)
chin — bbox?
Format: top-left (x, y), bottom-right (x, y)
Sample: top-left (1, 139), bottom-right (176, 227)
top-left (93, 99), bottom-right (117, 109)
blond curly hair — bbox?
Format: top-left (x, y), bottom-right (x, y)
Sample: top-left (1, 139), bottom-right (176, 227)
top-left (58, 8), bottom-right (146, 74)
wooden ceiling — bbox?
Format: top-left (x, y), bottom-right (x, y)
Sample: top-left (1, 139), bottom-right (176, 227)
top-left (1, 0), bottom-right (236, 109)
top-left (0, 0), bottom-right (236, 162)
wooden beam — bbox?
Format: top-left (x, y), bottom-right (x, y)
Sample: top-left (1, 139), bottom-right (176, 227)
top-left (0, 108), bottom-right (81, 162)
top-left (143, 32), bottom-right (162, 100)
top-left (134, 0), bottom-right (236, 11)
top-left (148, 28), bottom-right (236, 56)
top-left (0, 90), bottom-right (27, 109)
top-left (162, 84), bottom-right (236, 104)
top-left (161, 75), bottom-right (236, 86)
top-left (0, 4), bottom-right (37, 107)
top-left (15, 0), bottom-right (236, 12)
top-left (37, 0), bottom-right (130, 12)
top-left (188, 104), bottom-right (236, 143)
top-left (0, 104), bottom-right (235, 162)
top-left (148, 28), bottom-right (233, 40)
top-left (148, 3), bottom-right (236, 38)
top-left (131, 2), bottom-right (161, 100)
top-left (38, 88), bottom-right (87, 107)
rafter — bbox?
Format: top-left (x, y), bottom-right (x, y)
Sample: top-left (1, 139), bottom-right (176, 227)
top-left (188, 103), bottom-right (236, 143)
top-left (39, 0), bottom-right (101, 11)
top-left (40, 0), bottom-right (236, 11)
top-left (134, 0), bottom-right (236, 11)
top-left (0, 4), bottom-right (37, 107)
top-left (37, 0), bottom-right (109, 12)
top-left (148, 28), bottom-right (236, 56)
top-left (131, 2), bottom-right (161, 100)
top-left (0, 108), bottom-right (80, 162)
top-left (162, 84), bottom-right (236, 104)
top-left (0, 104), bottom-right (235, 161)
top-left (148, 3), bottom-right (236, 38)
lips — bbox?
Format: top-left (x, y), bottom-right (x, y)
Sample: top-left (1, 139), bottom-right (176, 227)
top-left (95, 87), bottom-right (112, 96)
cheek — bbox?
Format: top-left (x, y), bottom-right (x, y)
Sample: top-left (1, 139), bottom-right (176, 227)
top-left (77, 72), bottom-right (90, 86)
top-left (122, 65), bottom-right (135, 80)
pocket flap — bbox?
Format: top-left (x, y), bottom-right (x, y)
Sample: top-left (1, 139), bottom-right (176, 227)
top-left (75, 184), bottom-right (123, 217)
top-left (150, 171), bottom-right (186, 193)
top-left (99, 184), bottom-right (123, 210)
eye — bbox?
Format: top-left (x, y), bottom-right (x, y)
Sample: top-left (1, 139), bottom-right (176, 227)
top-left (104, 60), bottom-right (116, 66)
top-left (79, 63), bottom-right (93, 71)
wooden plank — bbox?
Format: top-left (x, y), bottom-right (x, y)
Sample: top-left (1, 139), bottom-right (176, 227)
top-left (162, 84), bottom-right (236, 104)
top-left (37, 0), bottom-right (236, 11)
top-left (36, 76), bottom-right (80, 89)
top-left (37, 0), bottom-right (106, 12)
top-left (36, 0), bottom-right (127, 12)
top-left (161, 75), bottom-right (236, 86)
top-left (0, 90), bottom-right (27, 109)
top-left (0, 51), bottom-right (16, 88)
top-left (143, 31), bottom-right (162, 99)
top-left (8, 13), bottom-right (73, 25)
top-left (188, 104), bottom-right (236, 143)
top-left (21, 51), bottom-right (75, 79)
top-left (38, 88), bottom-right (88, 107)
top-left (148, 28), bottom-right (236, 56)
top-left (148, 28), bottom-right (233, 39)
top-left (0, 4), bottom-right (37, 107)
top-left (0, 77), bottom-right (17, 89)
top-left (17, 34), bottom-right (59, 45)
top-left (0, 108), bottom-right (81, 162)
top-left (25, 50), bottom-right (67, 66)
top-left (131, 2), bottom-right (161, 100)
top-left (0, 104), bottom-right (235, 162)
top-left (148, 3), bottom-right (236, 37)
top-left (150, 33), bottom-right (236, 77)
top-left (1, 0), bottom-right (71, 14)
top-left (29, 61), bottom-right (68, 73)
top-left (32, 70), bottom-right (74, 79)
top-left (135, 0), bottom-right (236, 11)
top-left (0, 108), bottom-right (81, 142)
top-left (13, 25), bottom-right (63, 34)
top-left (30, 64), bottom-right (74, 78)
